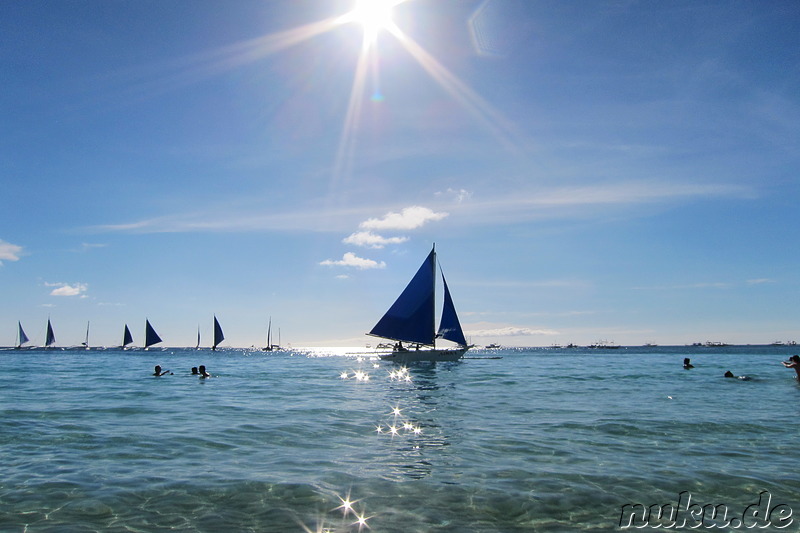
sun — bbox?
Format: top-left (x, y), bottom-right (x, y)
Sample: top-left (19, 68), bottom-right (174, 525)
top-left (348, 0), bottom-right (403, 43)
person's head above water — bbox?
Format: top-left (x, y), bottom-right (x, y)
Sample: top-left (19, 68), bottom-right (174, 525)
top-left (191, 367), bottom-right (198, 374)
top-left (724, 370), bottom-right (735, 378)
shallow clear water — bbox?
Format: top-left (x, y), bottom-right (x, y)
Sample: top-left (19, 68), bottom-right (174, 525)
top-left (1, 345), bottom-right (799, 531)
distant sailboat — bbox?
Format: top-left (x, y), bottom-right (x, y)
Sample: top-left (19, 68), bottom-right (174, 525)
top-left (122, 324), bottom-right (134, 349)
top-left (15, 322), bottom-right (30, 350)
top-left (44, 318), bottom-right (56, 349)
top-left (369, 245), bottom-right (471, 363)
top-left (82, 321), bottom-right (90, 350)
top-left (144, 319), bottom-right (162, 349)
top-left (262, 317), bottom-right (281, 351)
top-left (195, 326), bottom-right (201, 350)
top-left (212, 315), bottom-right (224, 351)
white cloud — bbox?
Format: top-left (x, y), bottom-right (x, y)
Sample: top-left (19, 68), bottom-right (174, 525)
top-left (46, 282), bottom-right (89, 297)
top-left (0, 239), bottom-right (23, 264)
top-left (343, 231), bottom-right (409, 249)
top-left (467, 326), bottom-right (560, 337)
top-left (359, 206), bottom-right (448, 230)
top-left (320, 252), bottom-right (386, 270)
top-left (435, 188), bottom-right (473, 203)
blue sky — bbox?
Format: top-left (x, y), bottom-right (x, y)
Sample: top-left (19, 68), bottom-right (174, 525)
top-left (2, 0), bottom-right (799, 348)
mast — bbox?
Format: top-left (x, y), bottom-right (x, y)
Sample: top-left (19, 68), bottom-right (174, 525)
top-left (432, 243), bottom-right (436, 350)
top-left (83, 321), bottom-right (90, 349)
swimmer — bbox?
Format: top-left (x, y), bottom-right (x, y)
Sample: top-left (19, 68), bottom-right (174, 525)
top-left (153, 365), bottom-right (171, 376)
top-left (781, 355), bottom-right (800, 380)
top-left (198, 365), bottom-right (210, 378)
top-left (191, 367), bottom-right (198, 375)
top-left (724, 370), bottom-right (751, 381)
top-left (683, 358), bottom-right (694, 369)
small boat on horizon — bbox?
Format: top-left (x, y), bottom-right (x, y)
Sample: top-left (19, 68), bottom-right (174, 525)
top-left (144, 319), bottom-right (163, 350)
top-left (121, 324), bottom-right (134, 349)
top-left (15, 321), bottom-right (32, 350)
top-left (212, 315), bottom-right (225, 351)
top-left (369, 245), bottom-right (471, 363)
top-left (44, 318), bottom-right (56, 349)
top-left (262, 317), bottom-right (282, 351)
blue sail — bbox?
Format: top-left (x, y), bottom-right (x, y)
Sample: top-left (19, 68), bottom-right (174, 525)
top-left (17, 322), bottom-right (29, 347)
top-left (369, 248), bottom-right (436, 346)
top-left (144, 319), bottom-right (162, 348)
top-left (122, 324), bottom-right (133, 347)
top-left (212, 316), bottom-right (224, 350)
top-left (437, 272), bottom-right (468, 347)
top-left (45, 319), bottom-right (56, 347)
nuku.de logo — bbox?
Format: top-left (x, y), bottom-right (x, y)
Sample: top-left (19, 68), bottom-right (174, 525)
top-left (619, 490), bottom-right (793, 529)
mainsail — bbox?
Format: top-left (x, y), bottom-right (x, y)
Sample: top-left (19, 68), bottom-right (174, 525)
top-left (369, 248), bottom-right (436, 346)
top-left (122, 324), bottom-right (133, 347)
top-left (45, 319), bottom-right (56, 347)
top-left (212, 315), bottom-right (224, 350)
top-left (144, 319), bottom-right (162, 348)
top-left (17, 322), bottom-right (29, 348)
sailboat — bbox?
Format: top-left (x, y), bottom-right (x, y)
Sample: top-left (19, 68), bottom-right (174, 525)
top-left (144, 319), bottom-right (163, 350)
top-left (122, 324), bottom-right (134, 349)
top-left (15, 322), bottom-right (30, 350)
top-left (82, 321), bottom-right (90, 350)
top-left (44, 318), bottom-right (56, 349)
top-left (262, 317), bottom-right (281, 351)
top-left (212, 315), bottom-right (224, 351)
top-left (369, 245), bottom-right (471, 363)
top-left (195, 326), bottom-right (201, 350)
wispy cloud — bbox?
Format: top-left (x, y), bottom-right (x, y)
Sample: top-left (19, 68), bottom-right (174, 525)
top-left (87, 180), bottom-right (751, 235)
top-left (343, 231), bottom-right (409, 249)
top-left (74, 243), bottom-right (108, 253)
top-left (359, 206), bottom-right (449, 230)
top-left (747, 278), bottom-right (775, 285)
top-left (0, 239), bottom-right (23, 264)
top-left (320, 252), bottom-right (386, 270)
top-left (466, 326), bottom-right (560, 337)
top-left (45, 282), bottom-right (89, 297)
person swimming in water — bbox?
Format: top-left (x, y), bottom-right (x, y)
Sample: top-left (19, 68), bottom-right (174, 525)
top-left (191, 367), bottom-right (198, 375)
top-left (683, 358), bottom-right (694, 369)
top-left (724, 370), bottom-right (751, 381)
top-left (782, 355), bottom-right (800, 380)
top-left (153, 365), bottom-right (171, 376)
top-left (198, 365), bottom-right (210, 378)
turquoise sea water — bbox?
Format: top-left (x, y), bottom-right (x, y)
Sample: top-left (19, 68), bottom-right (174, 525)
top-left (1, 345), bottom-right (799, 532)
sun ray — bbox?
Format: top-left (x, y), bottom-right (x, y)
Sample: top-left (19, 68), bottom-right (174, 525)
top-left (387, 24), bottom-right (523, 152)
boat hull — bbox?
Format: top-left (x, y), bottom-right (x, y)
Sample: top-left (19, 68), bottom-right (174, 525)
top-left (379, 347), bottom-right (468, 363)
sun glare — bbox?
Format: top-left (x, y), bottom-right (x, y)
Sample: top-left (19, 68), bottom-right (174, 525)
top-left (349, 0), bottom-right (401, 42)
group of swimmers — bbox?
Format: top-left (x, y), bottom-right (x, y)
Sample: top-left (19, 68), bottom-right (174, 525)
top-left (682, 355), bottom-right (800, 381)
top-left (153, 364), bottom-right (210, 378)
